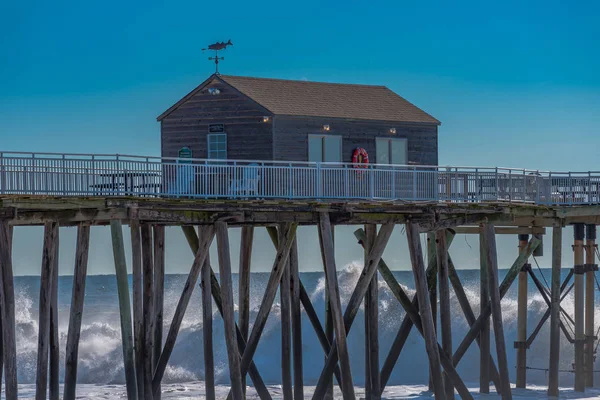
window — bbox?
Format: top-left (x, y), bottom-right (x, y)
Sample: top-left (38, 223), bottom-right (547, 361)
top-left (308, 135), bottom-right (342, 162)
top-left (376, 138), bottom-right (407, 165)
top-left (207, 133), bottom-right (227, 159)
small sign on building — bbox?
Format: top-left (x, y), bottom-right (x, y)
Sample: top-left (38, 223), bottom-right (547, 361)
top-left (208, 124), bottom-right (225, 133)
top-left (178, 147), bottom-right (193, 163)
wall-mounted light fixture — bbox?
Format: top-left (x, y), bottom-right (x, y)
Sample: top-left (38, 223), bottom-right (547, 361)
top-left (323, 124), bottom-right (330, 131)
top-left (263, 116), bottom-right (270, 123)
top-left (389, 128), bottom-right (397, 134)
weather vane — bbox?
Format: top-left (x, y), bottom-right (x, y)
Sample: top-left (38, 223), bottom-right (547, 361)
top-left (202, 40), bottom-right (233, 75)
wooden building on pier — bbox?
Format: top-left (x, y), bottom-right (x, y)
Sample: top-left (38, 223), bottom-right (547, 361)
top-left (158, 74), bottom-right (440, 165)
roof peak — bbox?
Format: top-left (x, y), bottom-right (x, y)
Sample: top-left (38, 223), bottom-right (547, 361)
top-left (217, 74), bottom-right (387, 89)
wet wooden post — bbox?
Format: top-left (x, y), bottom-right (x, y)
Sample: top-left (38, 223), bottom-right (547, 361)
top-left (130, 220), bottom-right (144, 400)
top-left (200, 226), bottom-right (215, 400)
top-left (406, 223), bottom-right (444, 399)
top-left (49, 224), bottom-right (60, 400)
top-left (0, 221), bottom-right (17, 400)
top-left (63, 225), bottom-right (91, 400)
top-left (516, 233), bottom-right (529, 388)
top-left (325, 226), bottom-right (335, 400)
top-left (436, 229), bottom-right (454, 399)
top-left (35, 222), bottom-right (58, 400)
top-left (483, 223), bottom-right (512, 400)
top-left (238, 226), bottom-right (254, 397)
top-left (141, 224), bottom-right (155, 400)
top-left (153, 225), bottom-right (165, 400)
top-left (548, 225), bottom-right (562, 397)
top-left (573, 223), bottom-right (585, 392)
top-left (215, 222), bottom-right (244, 400)
top-left (279, 227), bottom-right (293, 400)
top-left (479, 227), bottom-right (490, 394)
top-left (289, 237), bottom-right (304, 400)
top-left (426, 233), bottom-right (438, 393)
top-left (110, 220), bottom-right (138, 400)
top-left (364, 224), bottom-right (380, 400)
top-left (585, 224), bottom-right (596, 387)
top-left (318, 213), bottom-right (355, 399)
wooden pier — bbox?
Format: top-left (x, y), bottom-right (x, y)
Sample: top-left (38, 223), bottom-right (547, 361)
top-left (1, 195), bottom-right (600, 399)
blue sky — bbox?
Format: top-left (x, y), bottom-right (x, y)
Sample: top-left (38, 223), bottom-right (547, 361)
top-left (0, 0), bottom-right (598, 274)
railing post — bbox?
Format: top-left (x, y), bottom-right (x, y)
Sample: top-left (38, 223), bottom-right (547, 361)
top-left (412, 166), bottom-right (417, 200)
top-left (288, 163), bottom-right (293, 199)
top-left (391, 167), bottom-right (396, 200)
top-left (0, 152), bottom-right (4, 194)
top-left (495, 167), bottom-right (499, 201)
top-left (569, 171), bottom-right (573, 205)
top-left (316, 163), bottom-right (321, 199)
top-left (588, 172), bottom-right (592, 204)
top-left (345, 166), bottom-right (350, 199)
top-left (369, 165), bottom-right (375, 199)
top-left (62, 154), bottom-right (67, 195)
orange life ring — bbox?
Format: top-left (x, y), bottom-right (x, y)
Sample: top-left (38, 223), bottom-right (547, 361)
top-left (352, 147), bottom-right (369, 168)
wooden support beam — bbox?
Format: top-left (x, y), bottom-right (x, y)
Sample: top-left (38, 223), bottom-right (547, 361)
top-left (181, 226), bottom-right (272, 400)
top-left (426, 233), bottom-right (437, 394)
top-left (0, 221), bottom-right (17, 400)
top-left (311, 222), bottom-right (395, 400)
top-left (453, 226), bottom-right (546, 235)
top-left (452, 235), bottom-right (541, 369)
top-left (199, 226), bottom-right (215, 400)
top-left (548, 226), bottom-right (562, 397)
top-left (49, 224), bottom-right (59, 400)
top-left (289, 237), bottom-right (304, 400)
top-left (516, 234), bottom-right (529, 388)
top-left (447, 255), bottom-right (501, 391)
top-left (235, 223), bottom-right (297, 384)
top-left (318, 213), bottom-right (355, 399)
top-left (63, 224), bottom-right (91, 400)
top-left (36, 222), bottom-right (58, 400)
top-left (152, 225), bottom-right (165, 400)
top-left (238, 226), bottom-right (254, 397)
top-left (364, 224), bottom-right (380, 400)
top-left (215, 222), bottom-right (245, 400)
top-left (152, 225), bottom-right (215, 396)
top-left (279, 227), bottom-right (293, 400)
top-left (318, 223), bottom-right (335, 400)
top-left (479, 227), bottom-right (491, 394)
top-left (436, 230), bottom-right (454, 399)
top-left (573, 223), bottom-right (585, 392)
top-left (266, 227), bottom-right (342, 389)
top-left (141, 224), bottom-right (155, 400)
top-left (406, 223), bottom-right (444, 400)
top-left (110, 220), bottom-right (138, 400)
top-left (482, 224), bottom-right (512, 400)
top-left (130, 220), bottom-right (144, 400)
top-left (585, 224), bottom-right (595, 387)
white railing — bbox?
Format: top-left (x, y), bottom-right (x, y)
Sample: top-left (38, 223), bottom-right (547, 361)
top-left (0, 151), bottom-right (598, 206)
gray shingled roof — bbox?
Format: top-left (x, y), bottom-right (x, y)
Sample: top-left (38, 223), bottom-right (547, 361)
top-left (157, 74), bottom-right (440, 124)
top-left (218, 75), bottom-right (440, 124)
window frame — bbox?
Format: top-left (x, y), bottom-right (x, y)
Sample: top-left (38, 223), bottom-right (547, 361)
top-left (376, 137), bottom-right (408, 165)
top-left (207, 133), bottom-right (227, 160)
top-left (308, 134), bottom-right (342, 163)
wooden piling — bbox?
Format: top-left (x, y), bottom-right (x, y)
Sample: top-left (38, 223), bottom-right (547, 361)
top-left (130, 220), bottom-right (144, 400)
top-left (426, 233), bottom-right (437, 393)
top-left (516, 233), bottom-right (529, 389)
top-left (406, 223), bottom-right (444, 400)
top-left (585, 224), bottom-right (595, 387)
top-left (153, 225), bottom-right (165, 400)
top-left (238, 226), bottom-right (254, 396)
top-left (152, 225), bottom-right (215, 395)
top-left (436, 229), bottom-right (454, 399)
top-left (289, 237), bottom-right (304, 400)
top-left (0, 221), bottom-right (17, 400)
top-left (548, 225), bottom-right (562, 397)
top-left (110, 220), bottom-right (138, 400)
top-left (141, 223), bottom-right (155, 400)
top-left (325, 226), bottom-right (335, 400)
top-left (49, 224), bottom-right (59, 400)
top-left (482, 223), bottom-right (512, 400)
top-left (479, 227), bottom-right (491, 394)
top-left (318, 213), bottom-right (355, 399)
top-left (35, 222), bottom-right (58, 400)
top-left (573, 223), bottom-right (585, 392)
top-left (280, 243), bottom-right (293, 399)
top-left (63, 224), bottom-right (91, 400)
top-left (200, 226), bottom-right (215, 400)
top-left (215, 222), bottom-right (245, 400)
top-left (364, 224), bottom-right (380, 400)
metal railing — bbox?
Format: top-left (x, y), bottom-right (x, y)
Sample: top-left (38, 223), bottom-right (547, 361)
top-left (0, 151), bottom-right (598, 206)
